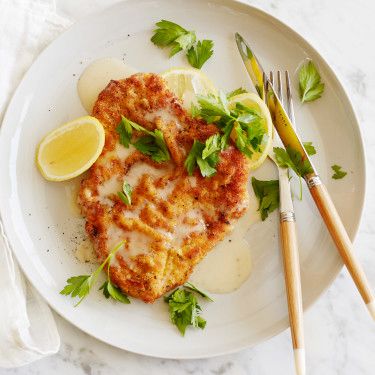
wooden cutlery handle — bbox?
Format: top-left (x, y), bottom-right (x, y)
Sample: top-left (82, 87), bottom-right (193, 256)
top-left (309, 182), bottom-right (374, 307)
top-left (280, 218), bottom-right (304, 350)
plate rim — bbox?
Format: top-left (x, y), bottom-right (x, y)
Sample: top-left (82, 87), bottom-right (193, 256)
top-left (0, 0), bottom-right (366, 359)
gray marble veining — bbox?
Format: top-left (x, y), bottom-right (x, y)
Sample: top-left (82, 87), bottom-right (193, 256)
top-left (1, 0), bottom-right (375, 374)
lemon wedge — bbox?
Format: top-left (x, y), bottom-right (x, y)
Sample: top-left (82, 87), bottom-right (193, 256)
top-left (36, 116), bottom-right (105, 181)
top-left (228, 93), bottom-right (273, 170)
top-left (161, 67), bottom-right (217, 109)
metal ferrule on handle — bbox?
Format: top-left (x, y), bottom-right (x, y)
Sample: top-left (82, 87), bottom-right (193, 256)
top-left (305, 174), bottom-right (322, 188)
top-left (280, 211), bottom-right (296, 222)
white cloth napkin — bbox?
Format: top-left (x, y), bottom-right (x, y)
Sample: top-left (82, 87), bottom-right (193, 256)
top-left (0, 0), bottom-right (71, 368)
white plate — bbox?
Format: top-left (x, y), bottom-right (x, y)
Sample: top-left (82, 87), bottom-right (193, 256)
top-left (0, 0), bottom-right (365, 359)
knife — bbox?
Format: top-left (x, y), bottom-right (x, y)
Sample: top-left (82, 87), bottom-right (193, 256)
top-left (235, 32), bottom-right (375, 320)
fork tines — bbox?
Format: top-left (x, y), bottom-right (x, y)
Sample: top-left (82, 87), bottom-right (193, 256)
top-left (268, 71), bottom-right (295, 127)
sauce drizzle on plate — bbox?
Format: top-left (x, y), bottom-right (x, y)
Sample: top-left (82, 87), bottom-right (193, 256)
top-left (77, 57), bottom-right (136, 113)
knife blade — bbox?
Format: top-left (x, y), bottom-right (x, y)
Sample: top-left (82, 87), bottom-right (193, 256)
top-left (235, 32), bottom-right (317, 177)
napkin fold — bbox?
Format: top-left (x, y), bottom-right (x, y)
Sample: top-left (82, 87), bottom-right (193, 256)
top-left (0, 0), bottom-right (71, 368)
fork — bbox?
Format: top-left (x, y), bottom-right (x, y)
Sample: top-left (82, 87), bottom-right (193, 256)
top-left (266, 71), bottom-right (305, 375)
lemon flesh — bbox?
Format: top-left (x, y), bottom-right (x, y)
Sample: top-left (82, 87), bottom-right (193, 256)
top-left (228, 93), bottom-right (273, 170)
top-left (161, 67), bottom-right (217, 109)
top-left (36, 116), bottom-right (105, 181)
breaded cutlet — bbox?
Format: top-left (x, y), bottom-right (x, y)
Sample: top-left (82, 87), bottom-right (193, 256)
top-left (78, 73), bottom-right (250, 302)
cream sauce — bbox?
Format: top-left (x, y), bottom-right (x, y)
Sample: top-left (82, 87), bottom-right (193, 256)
top-left (173, 209), bottom-right (206, 247)
top-left (125, 163), bottom-right (166, 187)
top-left (97, 175), bottom-right (122, 205)
top-left (77, 58), bottom-right (137, 113)
top-left (126, 231), bottom-right (150, 258)
top-left (187, 175), bottom-right (197, 188)
top-left (106, 225), bottom-right (126, 261)
top-left (144, 109), bottom-right (182, 130)
top-left (75, 239), bottom-right (96, 263)
top-left (190, 188), bottom-right (259, 294)
top-left (181, 90), bottom-right (197, 110)
top-left (64, 178), bottom-right (84, 217)
top-left (96, 144), bottom-right (135, 168)
top-left (107, 225), bottom-right (149, 267)
top-left (64, 184), bottom-right (81, 217)
top-left (115, 143), bottom-right (133, 159)
top-left (96, 147), bottom-right (166, 206)
top-left (121, 206), bottom-right (142, 219)
top-left (157, 179), bottom-right (177, 200)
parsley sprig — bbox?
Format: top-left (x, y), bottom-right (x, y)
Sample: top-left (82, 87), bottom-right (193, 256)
top-left (184, 92), bottom-right (265, 177)
top-left (299, 60), bottom-right (325, 103)
top-left (197, 92), bottom-right (265, 154)
top-left (164, 283), bottom-right (212, 335)
top-left (185, 134), bottom-right (221, 177)
top-left (60, 241), bottom-right (129, 306)
top-left (151, 20), bottom-right (214, 69)
top-left (116, 116), bottom-right (170, 163)
top-left (251, 177), bottom-right (279, 221)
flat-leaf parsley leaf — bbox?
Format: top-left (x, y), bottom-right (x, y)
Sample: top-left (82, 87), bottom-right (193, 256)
top-left (164, 284), bottom-right (212, 335)
top-left (251, 177), bottom-right (279, 221)
top-left (299, 60), bottom-right (324, 103)
top-left (273, 146), bottom-right (314, 200)
top-left (118, 182), bottom-right (132, 206)
top-left (226, 87), bottom-right (248, 100)
top-left (184, 135), bottom-right (221, 177)
top-left (116, 116), bottom-right (135, 147)
top-left (303, 141), bottom-right (317, 156)
top-left (331, 164), bottom-right (347, 179)
top-left (116, 116), bottom-right (170, 163)
top-left (151, 20), bottom-right (214, 69)
top-left (186, 40), bottom-right (214, 69)
top-left (273, 146), bottom-right (313, 177)
top-left (151, 20), bottom-right (196, 57)
top-left (99, 280), bottom-right (130, 304)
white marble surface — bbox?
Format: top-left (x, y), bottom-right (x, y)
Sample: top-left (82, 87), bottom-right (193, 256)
top-left (2, 0), bottom-right (375, 374)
